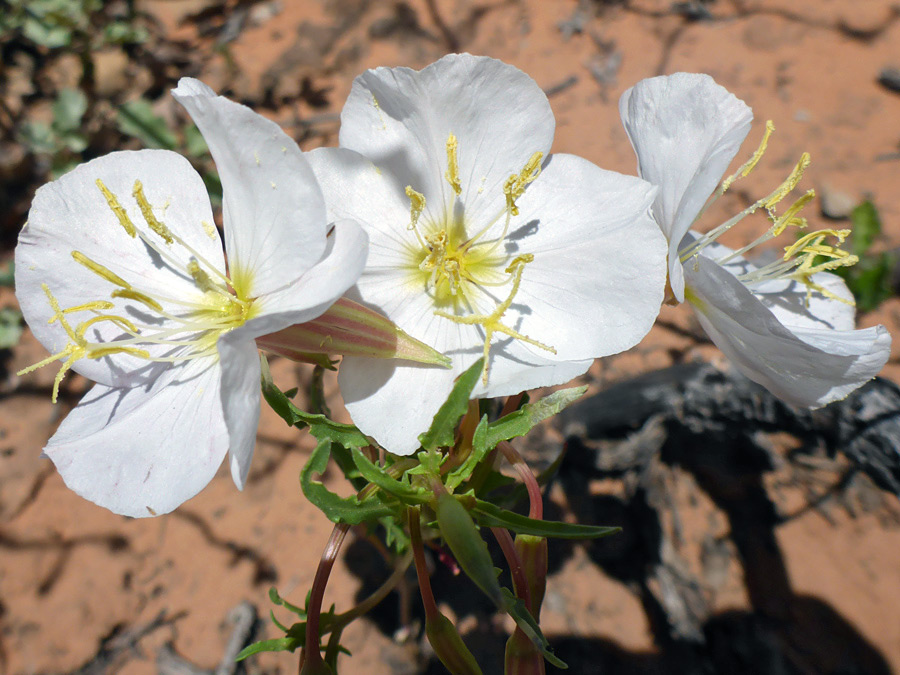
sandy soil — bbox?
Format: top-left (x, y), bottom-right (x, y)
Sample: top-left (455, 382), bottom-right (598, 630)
top-left (2, 1), bottom-right (899, 673)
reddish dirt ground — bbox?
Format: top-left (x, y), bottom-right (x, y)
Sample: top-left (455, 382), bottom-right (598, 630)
top-left (2, 1), bottom-right (899, 673)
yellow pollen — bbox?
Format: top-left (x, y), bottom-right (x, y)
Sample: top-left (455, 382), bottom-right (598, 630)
top-left (435, 254), bottom-right (555, 384)
top-left (721, 120), bottom-right (775, 193)
top-left (503, 152), bottom-right (543, 216)
top-left (48, 300), bottom-right (115, 323)
top-left (764, 152), bottom-right (810, 212)
top-left (406, 186), bottom-right (426, 231)
top-left (96, 179), bottom-right (137, 237)
top-left (445, 134), bottom-right (462, 195)
top-left (72, 251), bottom-right (131, 289)
top-left (132, 180), bottom-right (174, 244)
top-left (110, 288), bottom-right (164, 313)
top-left (188, 259), bottom-right (218, 294)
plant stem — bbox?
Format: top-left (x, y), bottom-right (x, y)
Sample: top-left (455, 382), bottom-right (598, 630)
top-left (302, 523), bottom-right (350, 671)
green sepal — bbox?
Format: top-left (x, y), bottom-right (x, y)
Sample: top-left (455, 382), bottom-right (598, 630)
top-left (485, 386), bottom-right (587, 448)
top-left (471, 497), bottom-right (620, 539)
top-left (301, 439), bottom-right (394, 525)
top-left (349, 447), bottom-right (430, 504)
top-left (418, 358), bottom-right (484, 451)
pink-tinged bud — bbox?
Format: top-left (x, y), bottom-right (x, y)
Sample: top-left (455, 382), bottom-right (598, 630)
top-left (515, 535), bottom-right (548, 619)
top-left (426, 610), bottom-right (484, 675)
top-left (505, 627), bottom-right (545, 675)
top-left (256, 297), bottom-right (450, 367)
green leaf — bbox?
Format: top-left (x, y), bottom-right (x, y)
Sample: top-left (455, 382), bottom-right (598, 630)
top-left (418, 358), bottom-right (484, 451)
top-left (117, 99), bottom-right (178, 149)
top-left (850, 200), bottom-right (881, 256)
top-left (20, 122), bottom-right (58, 154)
top-left (0, 262), bottom-right (14, 287)
top-left (349, 447), bottom-right (429, 503)
top-left (236, 636), bottom-right (301, 660)
top-left (471, 497), bottom-right (620, 539)
top-left (485, 386), bottom-right (587, 449)
top-left (103, 21), bottom-right (148, 44)
top-left (0, 308), bottom-right (23, 349)
top-left (445, 415), bottom-right (491, 490)
top-left (269, 587), bottom-right (306, 618)
top-left (300, 439), bottom-right (394, 525)
top-left (261, 376), bottom-right (369, 448)
top-left (52, 88), bottom-right (87, 134)
top-left (500, 588), bottom-right (567, 669)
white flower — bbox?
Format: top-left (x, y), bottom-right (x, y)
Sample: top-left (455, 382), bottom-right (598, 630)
top-left (15, 78), bottom-right (367, 517)
top-left (619, 72), bottom-right (891, 407)
top-left (308, 54), bottom-right (668, 454)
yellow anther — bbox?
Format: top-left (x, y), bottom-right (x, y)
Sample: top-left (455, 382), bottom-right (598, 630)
top-left (770, 189), bottom-right (815, 237)
top-left (435, 254), bottom-right (554, 385)
top-left (110, 288), bottom-right (164, 313)
top-left (76, 314), bottom-right (139, 339)
top-left (132, 180), bottom-right (174, 244)
top-left (405, 185), bottom-right (426, 233)
top-left (722, 120), bottom-right (775, 193)
top-left (188, 259), bottom-right (218, 294)
top-left (783, 228), bottom-right (851, 261)
top-left (96, 179), bottom-right (137, 237)
top-left (445, 134), bottom-right (462, 196)
top-left (72, 251), bottom-right (131, 289)
top-left (764, 152), bottom-right (810, 211)
top-left (47, 300), bottom-right (115, 324)
top-left (503, 152), bottom-right (543, 216)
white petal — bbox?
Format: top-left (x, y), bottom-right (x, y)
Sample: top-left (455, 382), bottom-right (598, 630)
top-left (339, 54), bottom-right (555, 230)
top-left (620, 73), bottom-right (753, 302)
top-left (217, 334), bottom-right (261, 490)
top-left (339, 356), bottom-right (458, 456)
top-left (688, 233), bottom-right (857, 332)
top-left (16, 150), bottom-right (221, 387)
top-left (44, 357), bottom-right (227, 517)
top-left (506, 153), bottom-right (666, 360)
top-left (234, 218), bottom-right (369, 340)
top-left (173, 78), bottom-right (327, 295)
top-left (684, 255), bottom-right (891, 408)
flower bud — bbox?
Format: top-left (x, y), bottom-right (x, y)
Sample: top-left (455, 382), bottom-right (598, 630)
top-left (426, 609), bottom-right (484, 675)
top-left (256, 297), bottom-right (450, 366)
top-left (505, 627), bottom-right (545, 675)
top-left (514, 535), bottom-right (548, 618)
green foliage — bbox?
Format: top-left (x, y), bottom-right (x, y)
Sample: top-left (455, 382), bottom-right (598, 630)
top-left (469, 497), bottom-right (620, 539)
top-left (836, 200), bottom-right (896, 312)
top-left (19, 88), bottom-right (88, 177)
top-left (0, 308), bottom-right (24, 350)
top-left (1, 0), bottom-right (145, 49)
top-left (418, 358), bottom-right (484, 451)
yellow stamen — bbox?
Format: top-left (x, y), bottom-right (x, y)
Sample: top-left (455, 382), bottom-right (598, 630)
top-left (721, 120), bottom-right (775, 193)
top-left (96, 179), bottom-right (137, 237)
top-left (110, 288), bottom-right (164, 313)
top-left (71, 251), bottom-right (131, 289)
top-left (132, 180), bottom-right (174, 244)
top-left (188, 259), bottom-right (217, 294)
top-left (764, 152), bottom-right (810, 212)
top-left (503, 152), bottom-right (543, 217)
top-left (445, 134), bottom-right (462, 196)
top-left (47, 300), bottom-right (115, 324)
top-left (435, 254), bottom-right (555, 384)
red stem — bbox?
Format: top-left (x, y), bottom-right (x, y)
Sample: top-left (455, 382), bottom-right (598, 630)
top-left (408, 507), bottom-right (440, 621)
top-left (303, 523), bottom-right (350, 668)
top-left (498, 441), bottom-right (543, 521)
top-left (491, 526), bottom-right (533, 613)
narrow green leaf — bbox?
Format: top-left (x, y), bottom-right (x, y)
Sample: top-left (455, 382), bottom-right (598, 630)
top-left (236, 637), bottom-right (301, 660)
top-left (300, 439), bottom-right (394, 525)
top-left (850, 200), bottom-right (881, 256)
top-left (486, 386), bottom-right (587, 449)
top-left (419, 358), bottom-right (484, 451)
top-left (117, 99), bottom-right (178, 149)
top-left (500, 589), bottom-right (567, 669)
top-left (471, 498), bottom-right (620, 540)
top-left (446, 415), bottom-right (491, 490)
top-left (269, 587), bottom-right (306, 618)
top-left (349, 447), bottom-right (428, 503)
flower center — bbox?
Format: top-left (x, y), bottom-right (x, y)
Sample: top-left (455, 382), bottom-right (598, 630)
top-left (401, 134), bottom-right (555, 383)
top-left (19, 179), bottom-right (254, 402)
top-left (679, 121), bottom-right (858, 305)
